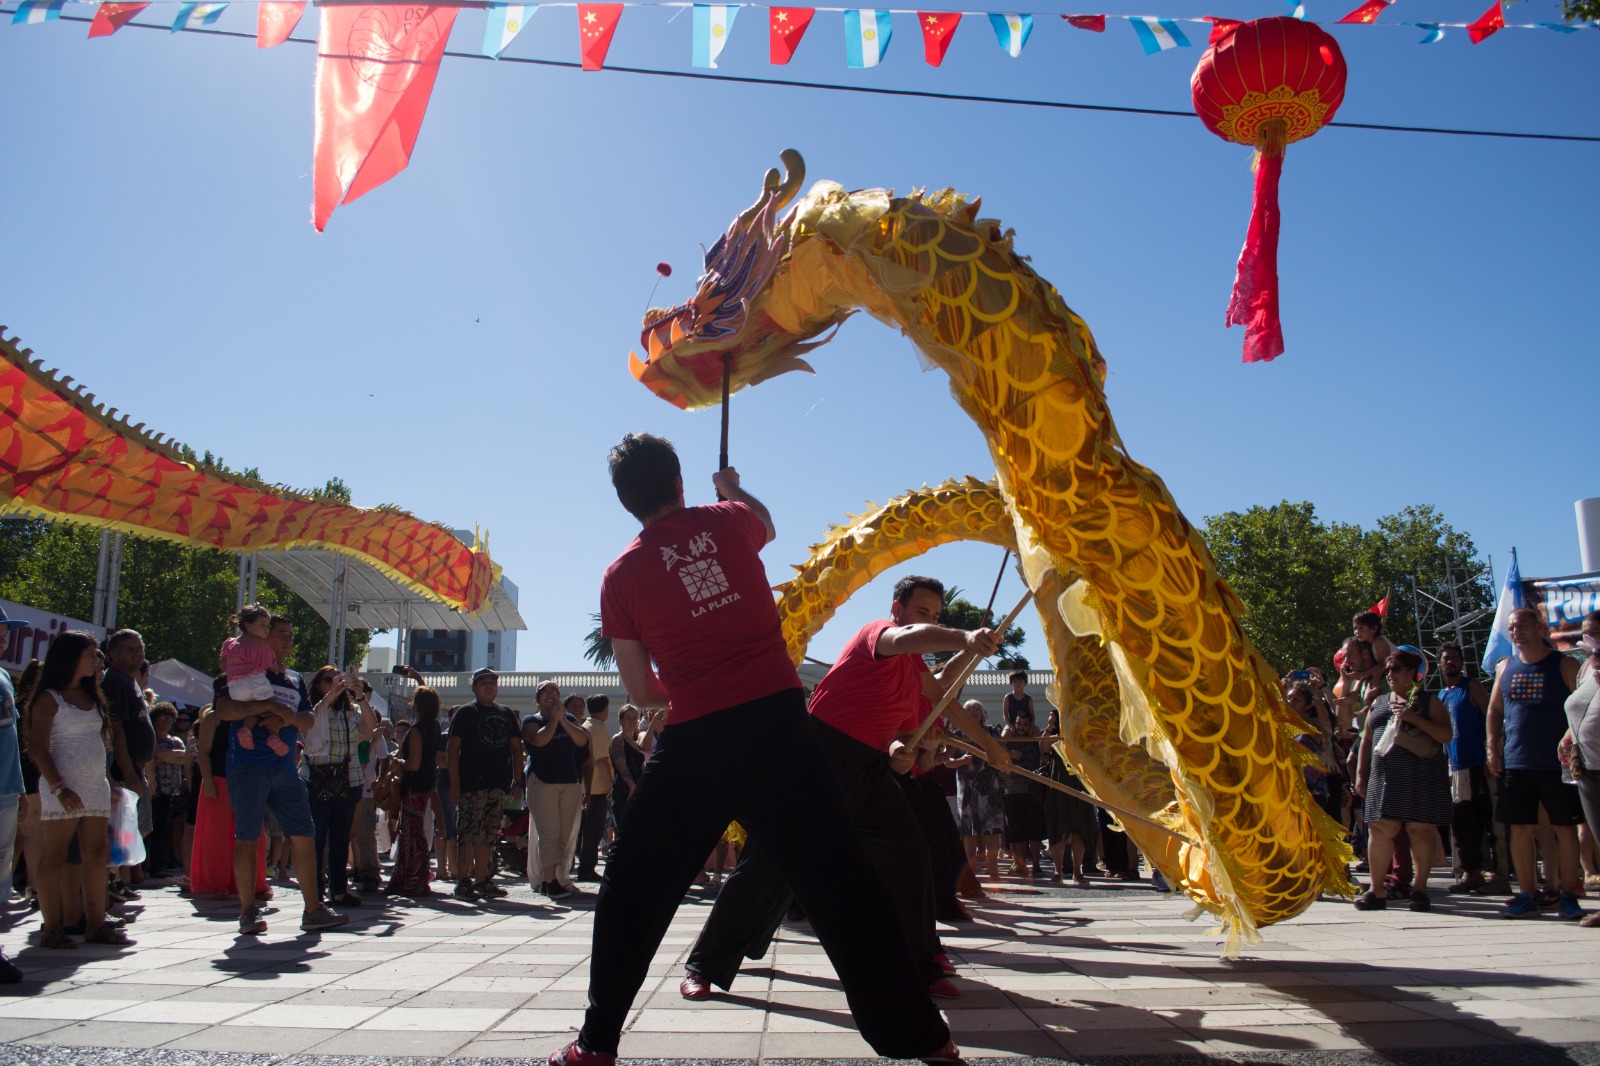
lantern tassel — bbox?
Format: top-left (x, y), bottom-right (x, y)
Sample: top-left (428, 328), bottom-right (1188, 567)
top-left (1228, 119), bottom-right (1288, 363)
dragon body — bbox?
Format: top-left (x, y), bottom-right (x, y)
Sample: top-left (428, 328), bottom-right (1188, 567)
top-left (0, 328), bottom-right (496, 612)
top-left (632, 154), bottom-right (1352, 948)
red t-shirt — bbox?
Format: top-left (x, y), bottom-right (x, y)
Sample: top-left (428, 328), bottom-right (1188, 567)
top-left (809, 619), bottom-right (930, 750)
top-left (600, 501), bottom-right (799, 725)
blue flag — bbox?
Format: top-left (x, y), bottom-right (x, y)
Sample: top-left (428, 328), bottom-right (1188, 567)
top-left (1481, 548), bottom-right (1523, 675)
top-left (172, 2), bottom-right (227, 31)
top-left (844, 9), bottom-right (893, 68)
top-left (1129, 16), bottom-right (1190, 54)
top-left (483, 5), bottom-right (536, 58)
top-left (12, 0), bottom-right (65, 25)
top-left (988, 13), bottom-right (1033, 57)
top-left (692, 5), bottom-right (738, 68)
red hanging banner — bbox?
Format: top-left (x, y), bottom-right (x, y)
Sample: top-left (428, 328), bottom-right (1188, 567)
top-left (1202, 15), bottom-right (1241, 43)
top-left (311, 4), bottom-right (459, 232)
top-left (1467, 2), bottom-right (1505, 43)
top-left (1336, 0), bottom-right (1389, 24)
top-left (769, 7), bottom-right (814, 64)
top-left (88, 2), bottom-right (150, 38)
top-left (919, 12), bottom-right (962, 65)
top-left (258, 1), bottom-right (306, 48)
top-left (1062, 14), bottom-right (1105, 32)
top-left (578, 3), bottom-right (624, 69)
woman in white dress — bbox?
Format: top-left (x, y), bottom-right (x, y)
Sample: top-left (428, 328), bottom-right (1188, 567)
top-left (26, 631), bottom-right (123, 948)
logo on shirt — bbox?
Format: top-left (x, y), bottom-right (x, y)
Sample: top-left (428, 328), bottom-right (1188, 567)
top-left (660, 529), bottom-right (741, 611)
top-left (478, 712), bottom-right (512, 749)
top-left (1507, 670), bottom-right (1545, 705)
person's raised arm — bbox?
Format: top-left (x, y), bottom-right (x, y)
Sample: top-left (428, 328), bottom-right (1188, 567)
top-left (613, 639), bottom-right (671, 709)
top-left (525, 714), bottom-right (561, 749)
top-left (711, 467), bottom-right (775, 544)
top-left (882, 623), bottom-right (998, 661)
top-left (560, 714), bottom-right (590, 746)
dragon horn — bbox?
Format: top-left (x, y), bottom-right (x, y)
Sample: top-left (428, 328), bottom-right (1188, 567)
top-left (774, 149), bottom-right (805, 209)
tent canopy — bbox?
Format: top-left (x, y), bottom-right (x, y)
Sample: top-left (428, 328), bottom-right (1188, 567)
top-left (256, 549), bottom-right (525, 633)
top-left (147, 658), bottom-right (217, 707)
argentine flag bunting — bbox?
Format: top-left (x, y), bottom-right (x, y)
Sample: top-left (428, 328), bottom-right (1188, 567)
top-left (483, 4), bottom-right (536, 58)
top-left (988, 13), bottom-right (1033, 56)
top-left (172, 2), bottom-right (227, 31)
top-left (1481, 549), bottom-right (1523, 675)
top-left (1414, 22), bottom-right (1445, 42)
top-left (844, 9), bottom-right (893, 68)
top-left (1130, 16), bottom-right (1190, 53)
top-left (12, 0), bottom-right (65, 25)
top-left (692, 5), bottom-right (738, 68)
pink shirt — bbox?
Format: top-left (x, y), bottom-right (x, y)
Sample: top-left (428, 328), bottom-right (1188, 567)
top-left (221, 637), bottom-right (279, 680)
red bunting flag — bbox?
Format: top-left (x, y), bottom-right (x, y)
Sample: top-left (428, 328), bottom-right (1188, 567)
top-left (1467, 1), bottom-right (1505, 43)
top-left (578, 3), bottom-right (623, 69)
top-left (1369, 595), bottom-right (1389, 617)
top-left (919, 12), bottom-right (961, 65)
top-left (1337, 0), bottom-right (1389, 24)
top-left (769, 7), bottom-right (814, 63)
top-left (1202, 15), bottom-right (1241, 43)
top-left (257, 1), bottom-right (305, 47)
top-left (88, 2), bottom-right (150, 38)
top-left (1062, 14), bottom-right (1104, 32)
top-left (311, 3), bottom-right (459, 232)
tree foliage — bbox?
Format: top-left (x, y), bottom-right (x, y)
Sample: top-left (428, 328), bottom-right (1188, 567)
top-left (583, 612), bottom-right (615, 670)
top-left (937, 586), bottom-right (1028, 670)
top-left (1201, 501), bottom-right (1490, 677)
top-left (0, 459), bottom-right (371, 679)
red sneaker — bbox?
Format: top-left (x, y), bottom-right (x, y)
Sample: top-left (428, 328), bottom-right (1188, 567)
top-left (932, 951), bottom-right (957, 977)
top-left (679, 973), bottom-right (713, 1001)
top-left (549, 1040), bottom-right (615, 1066)
top-left (921, 1038), bottom-right (965, 1064)
top-left (927, 976), bottom-right (962, 999)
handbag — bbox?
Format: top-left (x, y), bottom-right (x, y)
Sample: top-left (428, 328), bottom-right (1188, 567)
top-left (307, 760), bottom-right (351, 804)
top-left (1377, 694), bottom-right (1443, 761)
top-left (372, 759), bottom-right (404, 819)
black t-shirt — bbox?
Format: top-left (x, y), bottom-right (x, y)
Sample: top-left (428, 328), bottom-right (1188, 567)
top-left (522, 712), bottom-right (585, 785)
top-left (450, 701), bottom-right (519, 792)
top-left (105, 667), bottom-right (155, 773)
top-left (402, 719), bottom-right (441, 794)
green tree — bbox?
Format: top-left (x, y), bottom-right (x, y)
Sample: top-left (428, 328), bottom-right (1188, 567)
top-left (937, 586), bottom-right (1028, 670)
top-left (1201, 501), bottom-right (1490, 677)
top-left (582, 613), bottom-right (615, 670)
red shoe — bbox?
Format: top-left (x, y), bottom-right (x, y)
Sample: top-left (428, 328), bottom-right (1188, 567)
top-left (679, 973), bottom-right (713, 1001)
top-left (932, 951), bottom-right (957, 977)
top-left (921, 1038), bottom-right (965, 1064)
top-left (549, 1040), bottom-right (615, 1066)
top-left (927, 976), bottom-right (962, 999)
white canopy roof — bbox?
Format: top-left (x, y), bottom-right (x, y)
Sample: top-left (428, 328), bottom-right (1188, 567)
top-left (255, 549), bottom-right (526, 633)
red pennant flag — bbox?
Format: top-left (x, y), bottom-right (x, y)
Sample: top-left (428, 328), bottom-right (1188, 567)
top-left (1467, 1), bottom-right (1505, 43)
top-left (1369, 595), bottom-right (1389, 617)
top-left (258, 1), bottom-right (305, 47)
top-left (1337, 0), bottom-right (1389, 24)
top-left (88, 2), bottom-right (150, 38)
top-left (1203, 15), bottom-right (1241, 44)
top-left (919, 12), bottom-right (961, 65)
top-left (769, 7), bottom-right (814, 64)
top-left (1062, 14), bottom-right (1105, 32)
top-left (311, 4), bottom-right (460, 232)
top-left (578, 3), bottom-right (623, 70)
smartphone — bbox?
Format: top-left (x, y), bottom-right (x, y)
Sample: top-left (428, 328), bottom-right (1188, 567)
top-left (1290, 669), bottom-right (1312, 682)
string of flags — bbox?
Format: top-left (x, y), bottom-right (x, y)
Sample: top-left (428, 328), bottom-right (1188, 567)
top-left (10, 0), bottom-right (1597, 63)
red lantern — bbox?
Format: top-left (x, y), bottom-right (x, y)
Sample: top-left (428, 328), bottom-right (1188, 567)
top-left (1192, 17), bottom-right (1347, 363)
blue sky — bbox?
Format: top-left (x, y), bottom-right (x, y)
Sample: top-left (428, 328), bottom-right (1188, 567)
top-left (1, 1), bottom-right (1595, 671)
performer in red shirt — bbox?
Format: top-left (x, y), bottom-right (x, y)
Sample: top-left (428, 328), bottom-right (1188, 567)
top-left (551, 434), bottom-right (957, 1066)
top-left (681, 575), bottom-right (1015, 1002)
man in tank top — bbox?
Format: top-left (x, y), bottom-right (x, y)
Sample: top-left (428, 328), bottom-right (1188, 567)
top-left (1487, 607), bottom-right (1583, 919)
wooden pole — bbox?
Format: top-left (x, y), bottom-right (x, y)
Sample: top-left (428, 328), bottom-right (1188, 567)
top-left (717, 354), bottom-right (732, 500)
top-left (904, 588), bottom-right (1034, 750)
top-left (941, 735), bottom-right (1199, 847)
top-left (982, 549), bottom-right (1010, 627)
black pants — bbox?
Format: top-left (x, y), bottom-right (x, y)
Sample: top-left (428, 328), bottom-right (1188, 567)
top-left (897, 772), bottom-right (966, 919)
top-left (580, 691), bottom-right (946, 1059)
top-left (307, 787), bottom-right (359, 899)
top-left (576, 793), bottom-right (609, 875)
top-left (1451, 764), bottom-right (1498, 873)
top-left (685, 717), bottom-right (943, 990)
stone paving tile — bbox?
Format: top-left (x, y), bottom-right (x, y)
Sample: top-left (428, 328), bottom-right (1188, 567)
top-left (159, 1024), bottom-right (348, 1053)
top-left (25, 1020), bottom-right (210, 1048)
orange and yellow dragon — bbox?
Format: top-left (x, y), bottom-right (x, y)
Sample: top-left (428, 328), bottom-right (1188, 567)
top-left (0, 328), bottom-right (496, 613)
top-left (631, 151), bottom-right (1353, 950)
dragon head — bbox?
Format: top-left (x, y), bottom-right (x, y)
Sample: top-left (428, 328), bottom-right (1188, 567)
top-left (630, 150), bottom-right (847, 410)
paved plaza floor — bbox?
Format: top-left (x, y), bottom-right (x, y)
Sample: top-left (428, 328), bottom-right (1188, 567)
top-left (0, 874), bottom-right (1597, 1066)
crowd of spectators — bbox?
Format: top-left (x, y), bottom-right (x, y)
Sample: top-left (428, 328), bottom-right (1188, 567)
top-left (1283, 606), bottom-right (1600, 925)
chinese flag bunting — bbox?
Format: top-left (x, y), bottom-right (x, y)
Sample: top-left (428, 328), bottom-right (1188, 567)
top-left (257, 0), bottom-right (305, 47)
top-left (88, 2), bottom-right (149, 37)
top-left (1369, 595), bottom-right (1389, 617)
top-left (1467, 1), bottom-right (1505, 43)
top-left (769, 7), bottom-right (814, 63)
top-left (1336, 0), bottom-right (1389, 24)
top-left (578, 4), bottom-right (623, 69)
top-left (919, 12), bottom-right (961, 65)
top-left (311, 3), bottom-right (460, 231)
top-left (1062, 14), bottom-right (1105, 32)
top-left (1202, 15), bottom-right (1240, 43)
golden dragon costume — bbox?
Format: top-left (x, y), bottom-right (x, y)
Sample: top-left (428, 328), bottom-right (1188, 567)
top-left (631, 152), bottom-right (1353, 950)
top-left (0, 328), bottom-right (496, 613)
